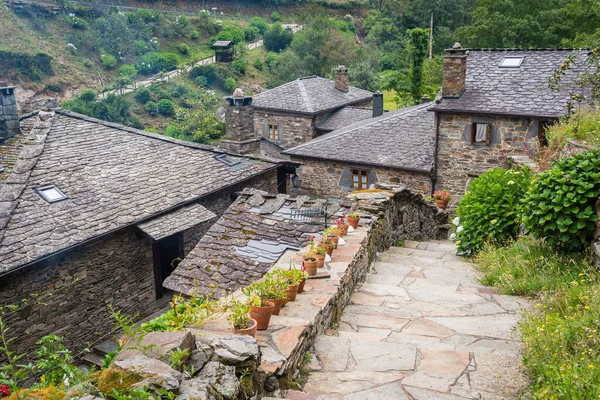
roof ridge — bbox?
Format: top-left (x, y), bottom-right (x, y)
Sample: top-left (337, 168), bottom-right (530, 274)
top-left (466, 48), bottom-right (590, 52)
top-left (55, 109), bottom-right (278, 165)
top-left (284, 103), bottom-right (431, 154)
top-left (297, 78), bottom-right (314, 113)
top-left (0, 110), bottom-right (56, 245)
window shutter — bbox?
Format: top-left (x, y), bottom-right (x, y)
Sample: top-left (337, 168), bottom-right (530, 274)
top-left (485, 124), bottom-right (491, 145)
top-left (469, 123), bottom-right (475, 145)
top-left (277, 125), bottom-right (282, 142)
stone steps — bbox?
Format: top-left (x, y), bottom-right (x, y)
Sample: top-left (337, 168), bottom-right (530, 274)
top-left (301, 240), bottom-right (530, 400)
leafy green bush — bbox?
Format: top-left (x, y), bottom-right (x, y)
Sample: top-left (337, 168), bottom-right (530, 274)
top-left (253, 58), bottom-right (264, 70)
top-left (190, 30), bottom-right (199, 40)
top-left (177, 43), bottom-right (190, 55)
top-left (164, 124), bottom-right (182, 138)
top-left (244, 26), bottom-right (259, 42)
top-left (454, 167), bottom-right (532, 256)
top-left (270, 11), bottom-right (281, 21)
top-left (134, 87), bottom-right (151, 104)
top-left (522, 150), bottom-right (600, 251)
top-left (263, 22), bottom-right (293, 52)
top-left (547, 108), bottom-right (600, 149)
top-left (136, 52), bottom-right (179, 74)
top-left (189, 64), bottom-right (218, 84)
top-left (232, 59), bottom-right (247, 75)
top-left (250, 17), bottom-right (269, 35)
top-left (223, 77), bottom-right (237, 92)
top-left (265, 51), bottom-right (277, 66)
top-left (67, 15), bottom-right (88, 30)
top-left (195, 76), bottom-right (208, 87)
top-left (157, 99), bottom-right (175, 116)
top-left (475, 238), bottom-right (594, 296)
top-left (100, 54), bottom-right (117, 69)
top-left (144, 101), bottom-right (158, 115)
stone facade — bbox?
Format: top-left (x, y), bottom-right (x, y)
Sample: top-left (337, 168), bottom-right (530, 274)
top-left (0, 85), bottom-right (20, 141)
top-left (0, 169), bottom-right (278, 357)
top-left (254, 111), bottom-right (315, 150)
top-left (435, 113), bottom-right (541, 198)
top-left (220, 95), bottom-right (260, 154)
top-left (289, 157), bottom-right (432, 198)
top-left (441, 49), bottom-right (467, 98)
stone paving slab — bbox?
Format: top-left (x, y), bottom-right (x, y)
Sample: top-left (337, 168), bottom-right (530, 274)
top-left (302, 241), bottom-right (529, 399)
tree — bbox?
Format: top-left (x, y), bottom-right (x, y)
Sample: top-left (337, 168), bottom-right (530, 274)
top-left (409, 28), bottom-right (429, 101)
top-left (349, 61), bottom-right (381, 92)
top-left (263, 22), bottom-right (293, 52)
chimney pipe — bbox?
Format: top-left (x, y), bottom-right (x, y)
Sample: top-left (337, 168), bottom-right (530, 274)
top-left (421, 94), bottom-right (431, 104)
top-left (0, 82), bottom-right (20, 142)
top-left (442, 43), bottom-right (468, 99)
top-left (372, 92), bottom-right (383, 117)
top-left (334, 65), bottom-right (349, 93)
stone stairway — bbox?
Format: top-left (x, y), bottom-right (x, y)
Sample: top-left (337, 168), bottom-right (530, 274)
top-left (297, 240), bottom-right (530, 400)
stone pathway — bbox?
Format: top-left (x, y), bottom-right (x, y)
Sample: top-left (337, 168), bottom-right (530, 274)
top-left (298, 240), bottom-right (530, 400)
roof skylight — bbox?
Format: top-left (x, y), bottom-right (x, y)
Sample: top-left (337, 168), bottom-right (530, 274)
top-left (215, 154), bottom-right (241, 167)
top-left (500, 56), bottom-right (524, 68)
top-left (36, 185), bottom-right (68, 203)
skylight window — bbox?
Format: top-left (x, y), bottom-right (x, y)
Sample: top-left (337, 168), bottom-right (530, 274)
top-left (500, 56), bottom-right (524, 68)
top-left (36, 185), bottom-right (68, 203)
top-left (215, 154), bottom-right (241, 167)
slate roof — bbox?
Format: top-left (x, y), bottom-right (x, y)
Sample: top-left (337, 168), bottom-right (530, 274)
top-left (163, 189), bottom-right (352, 297)
top-left (431, 49), bottom-right (590, 118)
top-left (0, 110), bottom-right (278, 275)
top-left (283, 103), bottom-right (436, 173)
top-left (137, 203), bottom-right (217, 241)
top-left (252, 76), bottom-right (373, 115)
top-left (316, 107), bottom-right (374, 132)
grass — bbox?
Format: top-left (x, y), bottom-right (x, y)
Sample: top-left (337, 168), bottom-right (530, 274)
top-left (474, 237), bottom-right (600, 399)
top-left (382, 90), bottom-right (398, 111)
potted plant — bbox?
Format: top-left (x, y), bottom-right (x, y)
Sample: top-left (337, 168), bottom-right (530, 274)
top-left (320, 236), bottom-right (335, 256)
top-left (431, 190), bottom-right (452, 210)
top-left (227, 300), bottom-right (257, 337)
top-left (315, 245), bottom-right (327, 268)
top-left (348, 209), bottom-right (360, 229)
top-left (297, 266), bottom-right (309, 293)
top-left (245, 294), bottom-right (274, 330)
top-left (303, 250), bottom-right (318, 276)
top-left (323, 227), bottom-right (340, 249)
top-left (244, 278), bottom-right (287, 315)
top-left (282, 268), bottom-right (306, 301)
top-left (336, 216), bottom-right (349, 236)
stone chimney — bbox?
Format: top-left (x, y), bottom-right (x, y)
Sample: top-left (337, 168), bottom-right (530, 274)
top-left (372, 92), bottom-right (383, 117)
top-left (220, 88), bottom-right (259, 154)
top-left (335, 65), bottom-right (349, 93)
top-left (0, 81), bottom-right (20, 142)
top-left (442, 43), bottom-right (468, 98)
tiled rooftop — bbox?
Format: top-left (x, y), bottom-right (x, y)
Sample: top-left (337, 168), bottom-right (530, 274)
top-left (316, 106), bottom-right (374, 132)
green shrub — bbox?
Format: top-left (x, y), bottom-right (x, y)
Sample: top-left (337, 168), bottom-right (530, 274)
top-left (195, 76), bottom-right (208, 87)
top-left (232, 59), bottom-right (247, 75)
top-left (100, 54), bottom-right (117, 69)
top-left (265, 51), bottom-right (277, 66)
top-left (546, 108), bottom-right (600, 148)
top-left (157, 99), bottom-right (175, 116)
top-left (189, 64), bottom-right (218, 82)
top-left (136, 52), bottom-right (180, 74)
top-left (253, 58), bottom-right (264, 71)
top-left (134, 87), bottom-right (152, 104)
top-left (78, 89), bottom-right (97, 103)
top-left (190, 30), bottom-right (199, 40)
top-left (164, 124), bottom-right (182, 138)
top-left (263, 22), bottom-right (293, 53)
top-left (144, 101), bottom-right (158, 115)
top-left (244, 26), bottom-right (259, 42)
top-left (454, 167), bottom-right (532, 256)
top-left (270, 11), bottom-right (280, 21)
top-left (67, 15), bottom-right (88, 30)
top-left (522, 150), bottom-right (600, 251)
top-left (250, 17), bottom-right (269, 35)
top-left (223, 77), bottom-right (237, 92)
top-left (475, 238), bottom-right (594, 296)
top-left (177, 43), bottom-right (190, 55)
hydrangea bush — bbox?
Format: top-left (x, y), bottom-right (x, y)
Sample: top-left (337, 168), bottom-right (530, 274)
top-left (454, 167), bottom-right (532, 256)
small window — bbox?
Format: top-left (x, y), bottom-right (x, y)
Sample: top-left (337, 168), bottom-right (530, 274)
top-left (215, 154), bottom-right (241, 166)
top-left (470, 123), bottom-right (491, 145)
top-left (352, 168), bottom-right (369, 190)
top-left (36, 185), bottom-right (68, 203)
top-left (499, 56), bottom-right (524, 68)
top-left (268, 124), bottom-right (279, 140)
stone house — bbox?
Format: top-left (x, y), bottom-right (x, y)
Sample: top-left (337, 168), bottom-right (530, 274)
top-left (431, 47), bottom-right (589, 198)
top-left (0, 88), bottom-right (280, 355)
top-left (250, 66), bottom-right (378, 150)
top-left (281, 103), bottom-right (436, 198)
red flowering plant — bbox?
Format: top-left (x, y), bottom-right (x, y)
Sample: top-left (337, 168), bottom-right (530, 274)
top-left (431, 190), bottom-right (452, 202)
top-left (0, 384), bottom-right (10, 398)
top-left (307, 235), bottom-right (316, 251)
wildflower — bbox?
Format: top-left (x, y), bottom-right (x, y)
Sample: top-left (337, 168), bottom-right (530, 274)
top-left (0, 384), bottom-right (10, 397)
top-left (589, 364), bottom-right (595, 369)
top-left (450, 233), bottom-right (456, 240)
top-left (452, 217), bottom-right (460, 226)
top-left (456, 226), bottom-right (464, 233)
top-left (491, 219), bottom-right (498, 224)
top-left (507, 180), bottom-right (515, 185)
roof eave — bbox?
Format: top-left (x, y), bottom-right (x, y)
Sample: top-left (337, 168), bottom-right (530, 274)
top-left (429, 106), bottom-right (564, 120)
top-left (284, 153), bottom-right (433, 175)
top-left (253, 96), bottom-right (374, 116)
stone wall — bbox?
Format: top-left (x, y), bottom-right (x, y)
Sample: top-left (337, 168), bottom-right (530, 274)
top-left (0, 168), bottom-right (278, 357)
top-left (289, 157), bottom-right (432, 198)
top-left (253, 110), bottom-right (314, 150)
top-left (435, 113), bottom-right (540, 199)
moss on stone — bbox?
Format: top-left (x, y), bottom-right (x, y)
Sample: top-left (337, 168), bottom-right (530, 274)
top-left (8, 385), bottom-right (67, 399)
top-left (92, 367), bottom-right (145, 394)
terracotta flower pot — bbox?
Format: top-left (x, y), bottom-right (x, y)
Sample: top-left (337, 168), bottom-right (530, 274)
top-left (231, 318), bottom-right (257, 338)
top-left (435, 199), bottom-right (448, 210)
top-left (265, 297), bottom-right (286, 315)
top-left (348, 217), bottom-right (360, 229)
top-left (297, 278), bottom-right (306, 293)
top-left (249, 301), bottom-right (275, 330)
top-left (286, 284), bottom-right (299, 302)
top-left (316, 253), bottom-right (326, 268)
top-left (326, 246), bottom-right (334, 256)
top-left (339, 223), bottom-right (349, 236)
top-left (304, 260), bottom-right (318, 276)
top-left (328, 235), bottom-right (340, 249)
